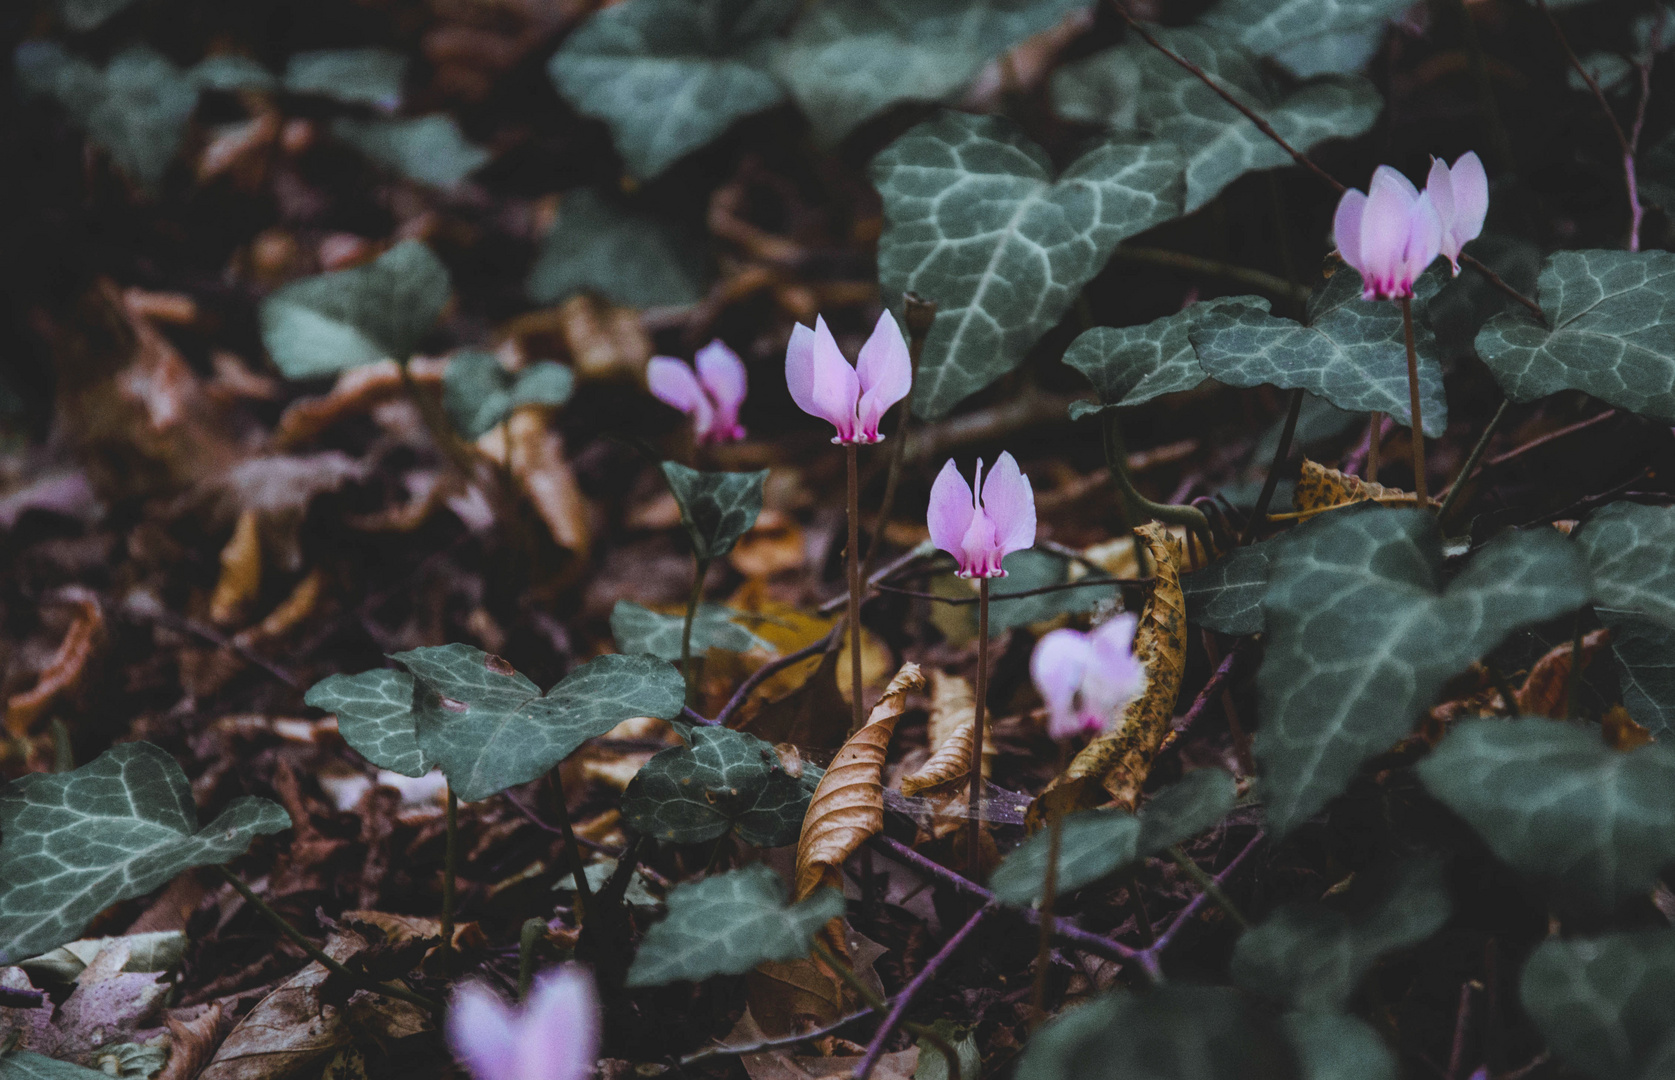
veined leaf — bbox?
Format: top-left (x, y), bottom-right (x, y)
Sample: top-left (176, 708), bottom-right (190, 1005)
top-left (1062, 300), bottom-right (1246, 415)
top-left (873, 112), bottom-right (1184, 419)
top-left (1475, 249), bottom-right (1675, 424)
top-left (1520, 929), bottom-right (1675, 1080)
top-left (1598, 609), bottom-right (1675, 735)
top-left (1183, 542), bottom-right (1272, 635)
top-left (330, 115), bottom-right (491, 190)
top-left (0, 743), bottom-right (291, 963)
top-left (1202, 0), bottom-right (1416, 77)
top-left (282, 48), bottom-right (406, 108)
top-left (398, 644), bottom-right (685, 802)
top-left (1052, 24), bottom-right (1381, 212)
top-left (526, 190), bottom-right (713, 308)
top-left (443, 352), bottom-right (575, 439)
top-left (1256, 506), bottom-right (1588, 835)
top-left (1134, 767), bottom-right (1237, 854)
top-left (259, 240), bottom-right (451, 379)
top-left (626, 864), bottom-right (845, 986)
top-left (304, 669), bottom-right (432, 778)
top-left (610, 600), bottom-right (771, 661)
top-left (661, 463), bottom-right (767, 561)
top-left (1418, 718), bottom-right (1675, 909)
top-left (622, 725), bottom-right (810, 846)
top-left (1575, 502), bottom-right (1675, 629)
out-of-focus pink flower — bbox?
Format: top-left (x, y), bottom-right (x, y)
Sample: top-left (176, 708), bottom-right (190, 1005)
top-left (1425, 152), bottom-right (1488, 276)
top-left (448, 965), bottom-right (599, 1080)
top-left (1030, 615), bottom-right (1146, 740)
top-left (785, 312), bottom-right (911, 444)
top-left (927, 452), bottom-right (1036, 579)
top-left (647, 340), bottom-right (747, 444)
top-left (1333, 165), bottom-right (1443, 301)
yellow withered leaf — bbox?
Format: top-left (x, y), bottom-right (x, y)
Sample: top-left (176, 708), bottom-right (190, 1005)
top-left (793, 663), bottom-right (924, 902)
top-left (210, 509), bottom-right (262, 626)
top-left (1292, 459), bottom-right (1427, 516)
top-left (1034, 522), bottom-right (1188, 821)
top-left (900, 670), bottom-right (989, 796)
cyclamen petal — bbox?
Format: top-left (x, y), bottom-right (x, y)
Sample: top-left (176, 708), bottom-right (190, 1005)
top-left (854, 311), bottom-right (912, 442)
top-left (927, 455), bottom-right (1036, 578)
top-left (647, 357), bottom-right (716, 442)
top-left (927, 460), bottom-right (976, 565)
top-left (979, 451), bottom-right (1037, 556)
top-left (448, 984), bottom-right (521, 1080)
top-left (1085, 614), bottom-right (1146, 722)
top-left (1428, 152), bottom-right (1488, 274)
top-left (1032, 628), bottom-right (1093, 740)
top-left (448, 965), bottom-right (600, 1080)
top-left (1336, 163), bottom-right (1444, 301)
top-left (785, 311), bottom-right (914, 445)
top-left (695, 340), bottom-right (748, 440)
top-left (1030, 615), bottom-right (1144, 741)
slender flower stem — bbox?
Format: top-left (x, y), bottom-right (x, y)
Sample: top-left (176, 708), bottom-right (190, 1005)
top-left (517, 917), bottom-right (544, 1000)
top-left (810, 942), bottom-right (963, 1080)
top-left (862, 296), bottom-right (937, 579)
top-left (218, 867), bottom-right (444, 1015)
top-left (549, 770), bottom-right (594, 915)
top-left (440, 785), bottom-right (458, 975)
top-left (1242, 388), bottom-right (1304, 545)
top-left (1438, 399), bottom-right (1512, 526)
top-left (681, 556), bottom-right (710, 707)
top-left (1366, 412), bottom-right (1383, 484)
top-left (1028, 806), bottom-right (1066, 1028)
top-left (680, 1009), bottom-right (877, 1065)
top-left (1166, 845), bottom-right (1248, 929)
top-left (847, 443), bottom-right (865, 734)
top-left (1401, 297), bottom-right (1429, 505)
top-left (968, 578), bottom-right (991, 877)
top-left (854, 904), bottom-right (994, 1080)
top-left (397, 356), bottom-right (483, 478)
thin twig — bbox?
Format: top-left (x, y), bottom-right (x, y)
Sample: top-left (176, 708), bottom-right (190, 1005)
top-left (854, 904), bottom-right (994, 1080)
top-left (818, 546), bottom-right (934, 615)
top-left (1485, 409), bottom-right (1618, 469)
top-left (1111, 247), bottom-right (1311, 304)
top-left (712, 627), bottom-right (841, 727)
top-left (1447, 980), bottom-right (1476, 1080)
top-left (809, 943), bottom-right (962, 1080)
top-left (1161, 645), bottom-right (1244, 749)
top-left (1149, 832), bottom-right (1264, 953)
top-left (1167, 846), bottom-right (1249, 928)
top-left (1459, 255), bottom-right (1546, 322)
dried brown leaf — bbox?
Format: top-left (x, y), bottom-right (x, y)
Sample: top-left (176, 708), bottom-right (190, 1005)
top-left (476, 408), bottom-right (590, 553)
top-left (233, 568), bottom-right (324, 649)
top-left (1292, 459), bottom-right (1430, 515)
top-left (899, 671), bottom-right (987, 797)
top-left (6, 591), bottom-right (103, 737)
top-left (272, 359), bottom-right (446, 448)
top-left (1515, 628), bottom-right (1611, 718)
top-left (556, 295), bottom-right (652, 380)
top-left (156, 1004), bottom-right (228, 1080)
top-left (793, 664), bottom-right (924, 902)
top-left (1603, 705), bottom-right (1655, 751)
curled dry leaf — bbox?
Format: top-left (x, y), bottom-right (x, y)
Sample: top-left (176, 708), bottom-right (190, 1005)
top-left (210, 509), bottom-right (262, 627)
top-left (1293, 459), bottom-right (1427, 516)
top-left (556, 295), bottom-right (652, 381)
top-left (475, 407), bottom-right (590, 553)
top-left (1603, 706), bottom-right (1655, 751)
top-left (794, 663), bottom-right (925, 902)
top-left (156, 1004), bottom-right (228, 1080)
top-left (1515, 627), bottom-right (1611, 718)
top-left (6, 590), bottom-right (104, 737)
top-left (272, 359), bottom-right (446, 448)
top-left (899, 671), bottom-right (989, 797)
top-left (232, 568), bottom-right (326, 650)
top-left (1035, 523), bottom-right (1187, 821)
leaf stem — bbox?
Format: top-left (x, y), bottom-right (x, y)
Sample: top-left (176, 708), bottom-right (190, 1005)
top-left (217, 867), bottom-right (444, 1016)
top-left (517, 917), bottom-right (544, 1000)
top-left (1100, 412), bottom-right (1211, 544)
top-left (1028, 799), bottom-right (1066, 1029)
top-left (1438, 399), bottom-right (1512, 526)
top-left (968, 578), bottom-right (990, 878)
top-left (1401, 297), bottom-right (1429, 505)
top-left (1242, 388), bottom-right (1304, 545)
top-left (397, 355), bottom-right (483, 479)
top-left (441, 784), bottom-right (458, 975)
top-left (861, 295), bottom-right (937, 581)
top-left (1166, 845), bottom-right (1247, 929)
top-left (549, 769), bottom-right (594, 915)
top-left (681, 556), bottom-right (710, 708)
top-left (847, 442), bottom-right (865, 735)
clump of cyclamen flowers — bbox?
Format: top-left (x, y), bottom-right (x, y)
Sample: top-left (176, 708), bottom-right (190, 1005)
top-left (1333, 151), bottom-right (1487, 300)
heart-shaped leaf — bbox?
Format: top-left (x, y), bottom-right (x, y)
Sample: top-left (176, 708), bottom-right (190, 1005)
top-left (1062, 300), bottom-right (1248, 416)
top-left (16, 43), bottom-right (198, 189)
top-left (773, 0), bottom-right (1089, 144)
top-left (282, 48), bottom-right (406, 108)
top-left (621, 725), bottom-right (810, 846)
top-left (443, 353), bottom-right (576, 439)
top-left (1282, 1013), bottom-right (1398, 1080)
top-left (1475, 249), bottom-right (1675, 424)
top-left (1202, 0), bottom-right (1417, 77)
top-left (526, 190), bottom-right (713, 308)
top-left (1183, 542), bottom-right (1272, 635)
top-left (610, 601), bottom-right (772, 661)
top-left (0, 743), bottom-right (291, 963)
top-left (1519, 929), bottom-right (1675, 1080)
top-left (626, 864), bottom-right (844, 986)
top-left (1576, 502), bottom-right (1675, 629)
top-left (304, 669), bottom-right (432, 778)
top-left (1187, 267), bottom-right (1448, 436)
top-left (1256, 506), bottom-right (1589, 835)
top-left (330, 115), bottom-right (491, 190)
top-left (660, 463), bottom-right (767, 561)
top-left (397, 645), bottom-right (685, 802)
top-left (873, 112), bottom-right (1185, 419)
top-left (259, 240), bottom-right (451, 379)
top-left (1232, 857), bottom-right (1450, 1013)
top-left (1598, 609), bottom-right (1675, 735)
top-left (1418, 718), bottom-right (1675, 909)
top-left (1052, 25), bottom-right (1381, 212)
top-left (547, 0), bottom-right (791, 178)
top-left (1016, 984), bottom-right (1297, 1080)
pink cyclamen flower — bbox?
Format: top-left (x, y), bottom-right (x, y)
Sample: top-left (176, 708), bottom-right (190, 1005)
top-left (448, 965), bottom-right (599, 1080)
top-left (927, 452), bottom-right (1036, 579)
top-left (1425, 152), bottom-right (1488, 276)
top-left (1031, 615), bottom-right (1147, 740)
top-left (785, 311), bottom-right (911, 444)
top-left (647, 340), bottom-right (748, 444)
top-left (1333, 164), bottom-right (1444, 301)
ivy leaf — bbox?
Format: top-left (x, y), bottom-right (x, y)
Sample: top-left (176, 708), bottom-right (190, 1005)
top-left (189, 55), bottom-right (278, 93)
top-left (282, 48), bottom-right (406, 108)
top-left (1187, 266), bottom-right (1448, 436)
top-left (1202, 0), bottom-right (1417, 78)
top-left (1417, 718), bottom-right (1675, 909)
top-left (0, 1053), bottom-right (110, 1080)
top-left (1598, 610), bottom-right (1675, 735)
top-left (1135, 767), bottom-right (1237, 854)
top-left (443, 353), bottom-right (575, 439)
top-left (773, 0), bottom-right (1089, 144)
top-left (1283, 1014), bottom-right (1398, 1080)
top-left (397, 645), bottom-right (685, 802)
top-left (547, 0), bottom-right (791, 179)
top-left (873, 112), bottom-right (1185, 419)
top-left (1015, 984), bottom-right (1298, 1080)
top-left (626, 864), bottom-right (845, 986)
top-left (304, 669), bottom-right (432, 778)
top-left (1256, 506), bottom-right (1589, 835)
top-left (1052, 25), bottom-right (1381, 212)
top-left (1575, 502), bottom-right (1675, 629)
top-left (1232, 857), bottom-right (1450, 1013)
top-left (1183, 542), bottom-right (1271, 635)
top-left (1475, 249), bottom-right (1675, 424)
top-left (0, 743), bottom-right (291, 963)
top-left (610, 601), bottom-right (772, 661)
top-left (660, 463), bottom-right (767, 561)
top-left (259, 240), bottom-right (451, 379)
top-left (526, 190), bottom-right (713, 308)
top-left (330, 115), bottom-right (491, 190)
top-left (621, 725), bottom-right (810, 846)
top-left (1062, 301), bottom-right (1247, 416)
top-left (1519, 929), bottom-right (1675, 1080)
top-left (15, 43), bottom-right (198, 190)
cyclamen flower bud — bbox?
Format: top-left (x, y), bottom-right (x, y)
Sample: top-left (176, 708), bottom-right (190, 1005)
top-left (1031, 615), bottom-right (1146, 740)
top-left (927, 452), bottom-right (1036, 579)
top-left (448, 965), bottom-right (599, 1080)
top-left (1333, 165), bottom-right (1444, 301)
top-left (1425, 152), bottom-right (1489, 276)
top-left (785, 311), bottom-right (911, 444)
top-left (647, 340), bottom-right (748, 444)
